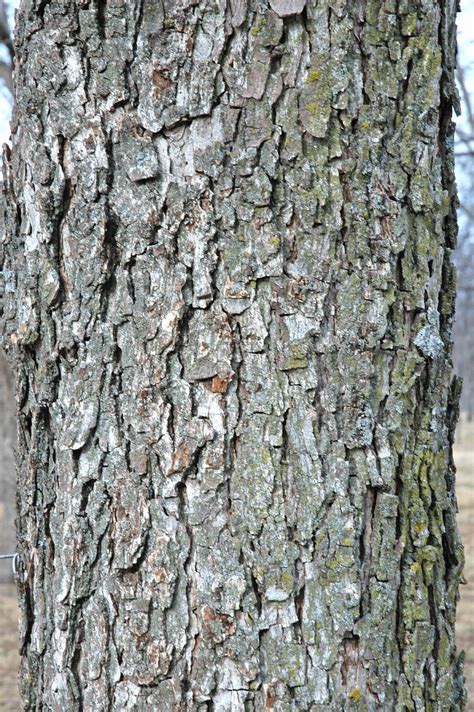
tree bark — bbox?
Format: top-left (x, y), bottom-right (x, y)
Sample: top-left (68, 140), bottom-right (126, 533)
top-left (1, 1), bottom-right (465, 710)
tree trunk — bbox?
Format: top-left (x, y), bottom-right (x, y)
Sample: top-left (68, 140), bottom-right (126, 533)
top-left (1, 1), bottom-right (465, 709)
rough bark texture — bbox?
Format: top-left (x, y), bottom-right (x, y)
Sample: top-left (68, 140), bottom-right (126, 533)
top-left (0, 1), bottom-right (465, 710)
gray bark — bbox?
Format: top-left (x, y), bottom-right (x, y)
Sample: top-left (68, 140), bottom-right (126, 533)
top-left (0, 1), bottom-right (465, 710)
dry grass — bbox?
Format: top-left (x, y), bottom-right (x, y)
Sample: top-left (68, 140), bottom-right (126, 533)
top-left (0, 582), bottom-right (20, 711)
top-left (0, 420), bottom-right (472, 709)
top-left (455, 415), bottom-right (474, 710)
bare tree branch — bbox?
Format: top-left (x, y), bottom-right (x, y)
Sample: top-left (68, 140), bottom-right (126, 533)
top-left (0, 1), bottom-right (13, 97)
top-left (0, 58), bottom-right (12, 94)
top-left (457, 64), bottom-right (474, 133)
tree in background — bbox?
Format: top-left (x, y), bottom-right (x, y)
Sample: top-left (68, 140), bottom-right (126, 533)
top-left (454, 60), bottom-right (474, 421)
top-left (1, 1), bottom-right (466, 710)
top-left (0, 0), bottom-right (15, 579)
top-left (0, 346), bottom-right (15, 578)
top-left (0, 0), bottom-right (13, 97)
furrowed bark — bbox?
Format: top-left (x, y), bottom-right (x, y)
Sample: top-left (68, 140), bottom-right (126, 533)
top-left (1, 1), bottom-right (465, 710)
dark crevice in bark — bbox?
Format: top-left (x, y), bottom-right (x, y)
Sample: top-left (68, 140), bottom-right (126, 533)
top-left (95, 0), bottom-right (107, 40)
top-left (80, 478), bottom-right (95, 514)
top-left (340, 634), bottom-right (360, 690)
top-left (250, 569), bottom-right (262, 617)
top-left (359, 485), bottom-right (378, 618)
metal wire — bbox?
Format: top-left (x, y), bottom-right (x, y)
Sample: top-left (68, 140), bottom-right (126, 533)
top-left (0, 552), bottom-right (19, 574)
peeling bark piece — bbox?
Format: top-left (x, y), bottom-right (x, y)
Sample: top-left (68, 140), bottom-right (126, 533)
top-left (62, 400), bottom-right (99, 451)
top-left (209, 375), bottom-right (231, 393)
top-left (269, 0), bottom-right (307, 17)
top-left (187, 357), bottom-right (219, 382)
top-left (125, 145), bottom-right (161, 182)
top-left (230, 0), bottom-right (247, 27)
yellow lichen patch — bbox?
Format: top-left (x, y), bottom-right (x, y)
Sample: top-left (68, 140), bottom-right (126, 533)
top-left (280, 570), bottom-right (294, 591)
top-left (307, 100), bottom-right (319, 117)
top-left (348, 688), bottom-right (362, 700)
top-left (307, 68), bottom-right (320, 83)
top-left (251, 22), bottom-right (262, 36)
top-left (270, 234), bottom-right (281, 250)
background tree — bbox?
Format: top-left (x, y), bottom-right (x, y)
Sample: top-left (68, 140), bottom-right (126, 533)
top-left (0, 346), bottom-right (15, 579)
top-left (0, 1), bottom-right (466, 710)
top-left (0, 0), bottom-right (13, 96)
top-left (0, 0), bottom-right (16, 582)
top-left (454, 60), bottom-right (474, 421)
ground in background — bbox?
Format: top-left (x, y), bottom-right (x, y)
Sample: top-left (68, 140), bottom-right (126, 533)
top-left (0, 582), bottom-right (20, 711)
top-left (455, 414), bottom-right (474, 709)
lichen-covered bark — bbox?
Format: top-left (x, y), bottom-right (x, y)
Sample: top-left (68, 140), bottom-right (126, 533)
top-left (0, 1), bottom-right (465, 710)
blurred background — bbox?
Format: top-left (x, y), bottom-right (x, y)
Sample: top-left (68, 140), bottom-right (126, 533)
top-left (0, 1), bottom-right (472, 710)
top-left (451, 3), bottom-right (474, 709)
